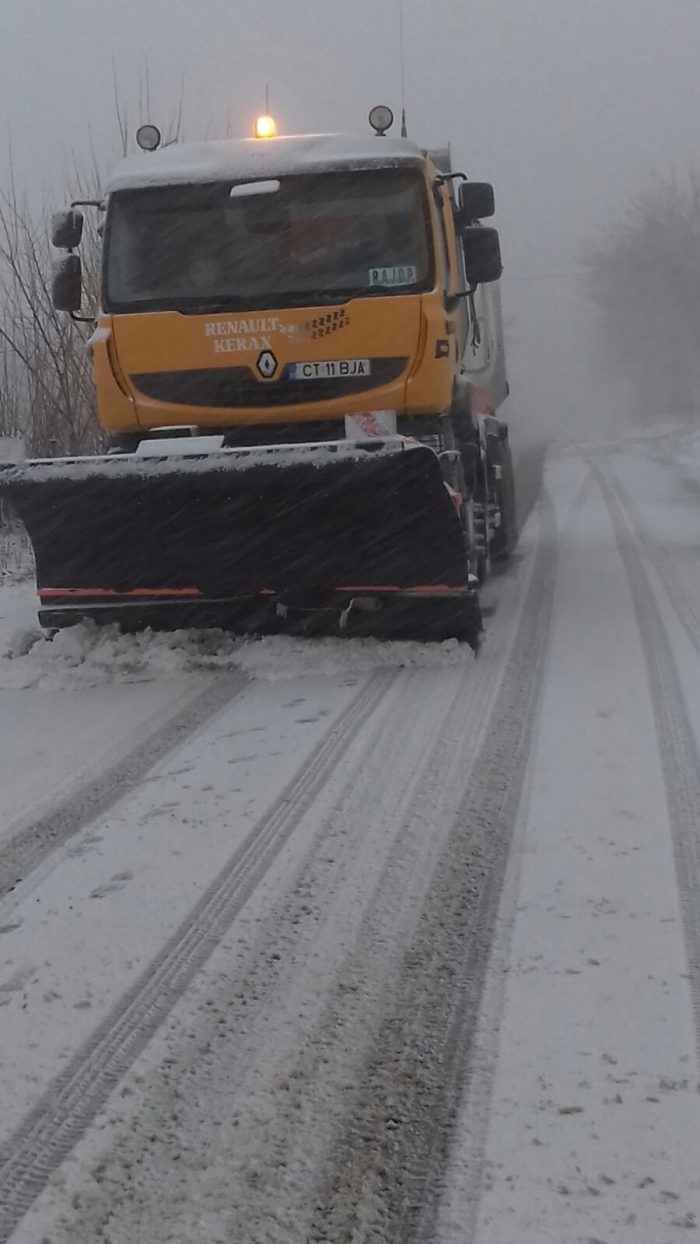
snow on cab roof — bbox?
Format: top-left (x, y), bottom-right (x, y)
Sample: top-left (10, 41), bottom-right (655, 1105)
top-left (104, 133), bottom-right (426, 194)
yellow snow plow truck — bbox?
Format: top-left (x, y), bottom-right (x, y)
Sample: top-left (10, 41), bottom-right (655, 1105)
top-left (0, 107), bottom-right (515, 645)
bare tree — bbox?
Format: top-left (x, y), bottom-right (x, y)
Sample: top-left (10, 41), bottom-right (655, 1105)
top-left (585, 170), bottom-right (700, 422)
top-left (0, 171), bottom-right (100, 455)
top-left (0, 73), bottom-right (186, 456)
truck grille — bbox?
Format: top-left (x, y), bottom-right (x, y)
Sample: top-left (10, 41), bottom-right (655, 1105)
top-left (130, 359), bottom-right (408, 409)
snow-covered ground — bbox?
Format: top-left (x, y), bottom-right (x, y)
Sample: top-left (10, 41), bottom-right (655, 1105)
top-left (2, 427), bottom-right (700, 1242)
top-left (438, 446), bottom-right (700, 1243)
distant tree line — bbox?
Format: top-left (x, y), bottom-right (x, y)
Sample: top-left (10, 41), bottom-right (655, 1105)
top-left (586, 171), bottom-right (700, 422)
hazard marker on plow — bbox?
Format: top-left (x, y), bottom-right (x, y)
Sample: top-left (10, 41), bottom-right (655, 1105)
top-left (344, 411), bottom-right (397, 438)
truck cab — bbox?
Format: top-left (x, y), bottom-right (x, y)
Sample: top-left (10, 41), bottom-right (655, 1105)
top-left (54, 128), bottom-right (506, 451)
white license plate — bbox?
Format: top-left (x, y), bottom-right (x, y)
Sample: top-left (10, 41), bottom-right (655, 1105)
top-left (291, 359), bottom-right (371, 380)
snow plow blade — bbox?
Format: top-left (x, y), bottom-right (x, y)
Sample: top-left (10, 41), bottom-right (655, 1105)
top-left (0, 438), bottom-right (481, 644)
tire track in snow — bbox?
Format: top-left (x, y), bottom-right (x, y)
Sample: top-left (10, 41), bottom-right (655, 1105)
top-left (0, 671), bottom-right (394, 1243)
top-left (603, 450), bottom-right (700, 664)
top-left (0, 673), bottom-right (248, 900)
top-left (133, 666), bottom-right (480, 1244)
top-left (592, 461), bottom-right (700, 1062)
top-left (308, 495), bottom-right (558, 1243)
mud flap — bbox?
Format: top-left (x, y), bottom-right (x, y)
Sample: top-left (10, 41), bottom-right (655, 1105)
top-left (0, 439), bottom-right (479, 642)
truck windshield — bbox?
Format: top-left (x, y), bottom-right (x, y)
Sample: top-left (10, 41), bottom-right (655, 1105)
top-left (103, 169), bottom-right (432, 313)
top-left (104, 169), bottom-right (433, 312)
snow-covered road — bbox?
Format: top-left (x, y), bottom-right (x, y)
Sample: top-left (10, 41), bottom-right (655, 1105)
top-left (1, 429), bottom-right (700, 1242)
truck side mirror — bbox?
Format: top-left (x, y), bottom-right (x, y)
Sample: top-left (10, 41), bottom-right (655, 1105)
top-left (461, 226), bottom-right (503, 285)
top-left (52, 254), bottom-right (83, 313)
top-left (459, 182), bottom-right (495, 221)
top-left (51, 208), bottom-right (84, 250)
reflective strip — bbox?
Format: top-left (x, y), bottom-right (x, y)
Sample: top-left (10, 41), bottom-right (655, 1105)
top-left (39, 587), bottom-right (200, 599)
top-left (337, 584), bottom-right (470, 597)
top-left (337, 585), bottom-right (401, 592)
top-left (39, 584), bottom-right (470, 603)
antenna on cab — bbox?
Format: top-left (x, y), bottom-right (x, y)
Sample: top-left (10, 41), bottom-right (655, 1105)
top-left (398, 0), bottom-right (408, 136)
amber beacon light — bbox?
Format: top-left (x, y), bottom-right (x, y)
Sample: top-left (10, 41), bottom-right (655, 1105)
top-left (254, 115), bottom-right (278, 139)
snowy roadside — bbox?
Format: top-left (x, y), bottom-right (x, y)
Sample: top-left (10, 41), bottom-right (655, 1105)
top-left (545, 413), bottom-right (700, 459)
top-left (663, 423), bottom-right (700, 480)
top-left (0, 581), bottom-right (236, 855)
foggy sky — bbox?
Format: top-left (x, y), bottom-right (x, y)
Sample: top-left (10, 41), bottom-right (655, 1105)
top-left (1, 0), bottom-right (699, 437)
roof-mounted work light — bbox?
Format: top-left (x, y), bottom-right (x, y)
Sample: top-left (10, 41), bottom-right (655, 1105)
top-left (369, 105), bottom-right (394, 137)
top-left (136, 124), bottom-right (162, 152)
